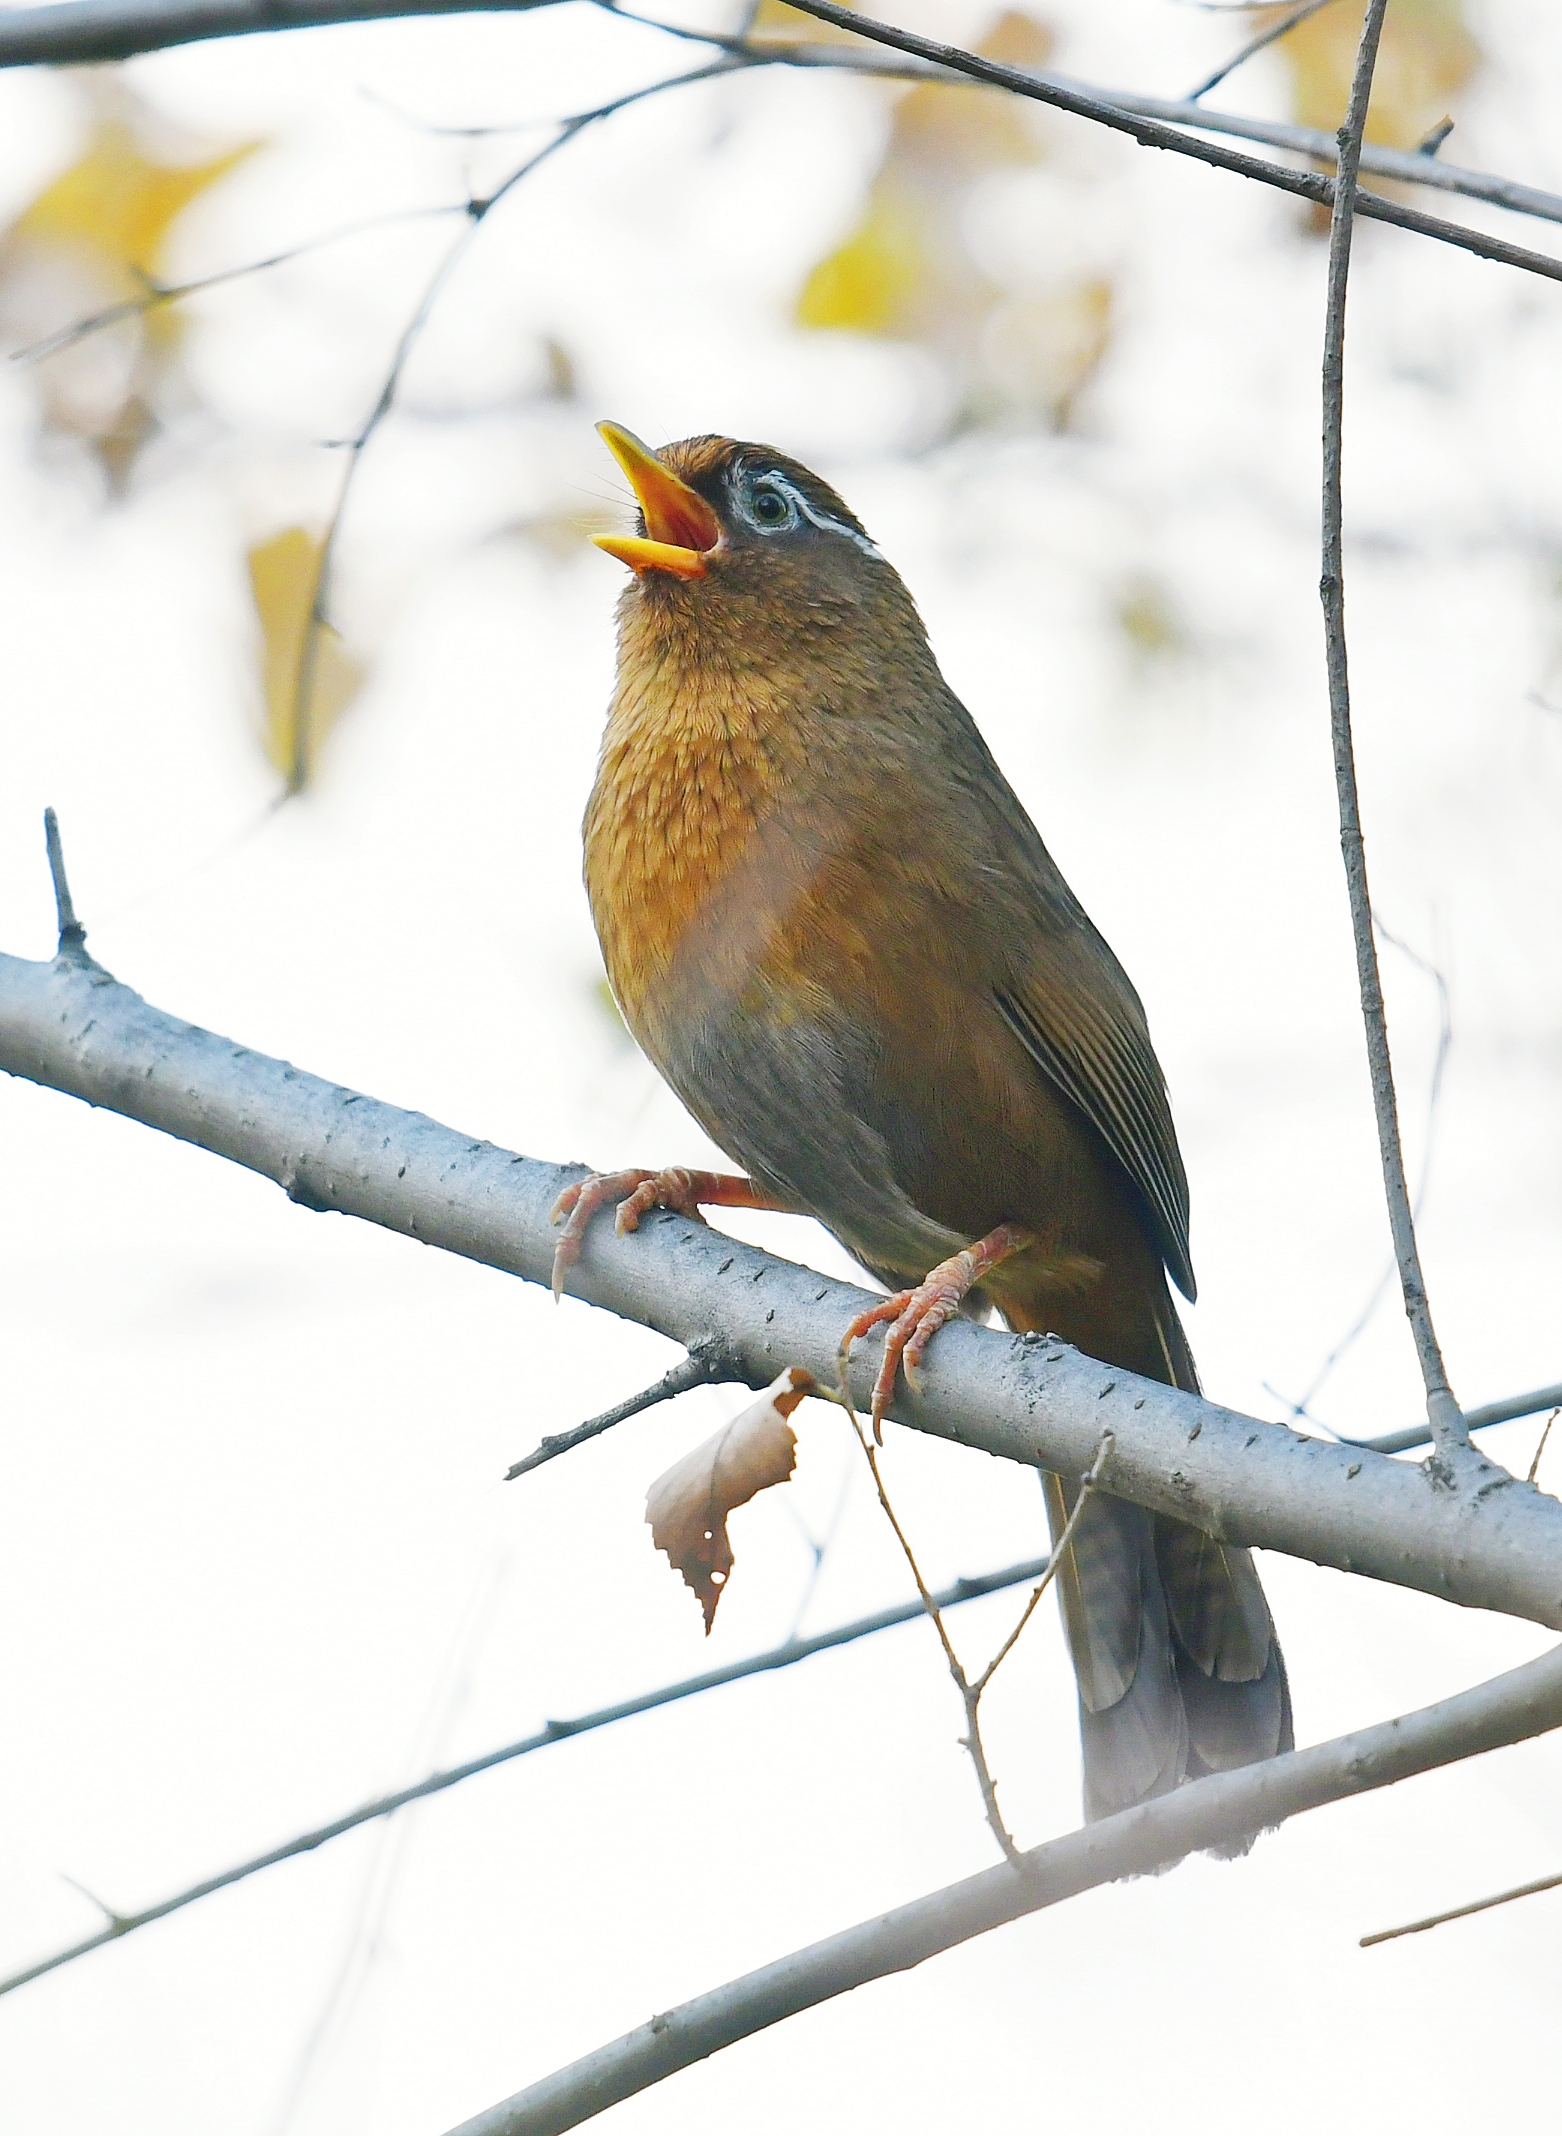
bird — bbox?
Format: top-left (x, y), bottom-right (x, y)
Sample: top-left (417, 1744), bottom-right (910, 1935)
top-left (555, 420), bottom-right (1291, 1831)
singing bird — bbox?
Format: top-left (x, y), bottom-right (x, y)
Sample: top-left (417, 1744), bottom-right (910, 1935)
top-left (556, 422), bottom-right (1291, 1826)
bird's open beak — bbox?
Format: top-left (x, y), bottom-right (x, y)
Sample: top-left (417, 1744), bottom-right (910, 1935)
top-left (594, 421), bottom-right (721, 580)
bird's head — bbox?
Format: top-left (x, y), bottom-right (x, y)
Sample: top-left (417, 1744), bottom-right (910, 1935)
top-left (593, 422), bottom-right (897, 618)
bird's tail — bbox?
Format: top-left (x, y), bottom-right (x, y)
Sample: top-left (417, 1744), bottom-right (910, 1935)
top-left (1036, 1291), bottom-right (1291, 1845)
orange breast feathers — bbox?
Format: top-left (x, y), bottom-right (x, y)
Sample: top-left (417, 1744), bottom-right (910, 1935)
top-left (583, 610), bottom-right (798, 1047)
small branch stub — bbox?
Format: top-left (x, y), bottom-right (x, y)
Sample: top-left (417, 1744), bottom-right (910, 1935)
top-left (42, 809), bottom-right (85, 958)
top-left (505, 1339), bottom-right (735, 1480)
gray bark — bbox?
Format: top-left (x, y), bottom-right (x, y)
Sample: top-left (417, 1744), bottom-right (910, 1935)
top-left (4, 943), bottom-right (1560, 1627)
top-left (443, 1635), bottom-right (1562, 2136)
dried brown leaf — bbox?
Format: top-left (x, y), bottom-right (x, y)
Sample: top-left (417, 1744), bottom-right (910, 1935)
top-left (645, 1368), bottom-right (812, 1632)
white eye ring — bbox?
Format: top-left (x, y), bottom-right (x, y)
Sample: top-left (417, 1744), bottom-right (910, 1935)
top-left (734, 469), bottom-right (885, 559)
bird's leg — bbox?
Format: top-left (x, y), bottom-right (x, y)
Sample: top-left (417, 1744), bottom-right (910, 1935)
top-left (842, 1222), bottom-right (1036, 1441)
top-left (549, 1167), bottom-right (788, 1298)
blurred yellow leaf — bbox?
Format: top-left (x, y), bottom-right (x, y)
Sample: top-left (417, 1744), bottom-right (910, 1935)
top-left (1265, 0), bottom-right (1479, 150)
top-left (748, 0), bottom-right (862, 45)
top-left (248, 529), bottom-right (364, 790)
top-left (1, 87), bottom-right (261, 487)
top-left (796, 12), bottom-right (1110, 428)
top-left (797, 183), bottom-right (944, 337)
top-left (13, 121), bottom-right (258, 276)
top-left (1115, 573), bottom-right (1190, 667)
top-left (975, 279), bottom-right (1112, 427)
top-left (797, 11), bottom-right (1051, 344)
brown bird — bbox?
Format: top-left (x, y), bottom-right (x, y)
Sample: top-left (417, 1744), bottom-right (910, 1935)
top-left (556, 421), bottom-right (1290, 1828)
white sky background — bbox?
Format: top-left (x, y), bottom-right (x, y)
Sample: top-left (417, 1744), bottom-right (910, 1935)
top-left (1, 0), bottom-right (1561, 2129)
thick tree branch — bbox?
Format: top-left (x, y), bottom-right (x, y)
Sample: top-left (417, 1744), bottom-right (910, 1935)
top-left (442, 1638), bottom-right (1562, 2136)
top-left (5, 942), bottom-right (1562, 1626)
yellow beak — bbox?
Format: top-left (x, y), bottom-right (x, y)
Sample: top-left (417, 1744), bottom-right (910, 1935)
top-left (594, 421), bottom-right (721, 580)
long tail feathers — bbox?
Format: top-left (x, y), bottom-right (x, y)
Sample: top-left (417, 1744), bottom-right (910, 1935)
top-left (1038, 1284), bottom-right (1292, 1848)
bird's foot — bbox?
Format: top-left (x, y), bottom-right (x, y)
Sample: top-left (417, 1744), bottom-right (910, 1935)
top-left (841, 1222), bottom-right (1035, 1441)
top-left (549, 1167), bottom-right (783, 1299)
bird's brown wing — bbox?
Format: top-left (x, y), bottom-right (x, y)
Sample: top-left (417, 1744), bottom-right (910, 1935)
top-left (994, 971), bottom-right (1193, 1299)
top-left (939, 706), bottom-right (1194, 1300)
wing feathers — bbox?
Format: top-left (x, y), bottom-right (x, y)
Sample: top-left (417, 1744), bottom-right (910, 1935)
top-left (995, 985), bottom-right (1194, 1297)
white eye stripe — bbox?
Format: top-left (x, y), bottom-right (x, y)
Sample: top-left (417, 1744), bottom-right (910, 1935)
top-left (746, 472), bottom-right (885, 560)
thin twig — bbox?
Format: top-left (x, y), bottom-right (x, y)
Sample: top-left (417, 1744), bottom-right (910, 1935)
top-left (17, 17), bottom-right (1562, 430)
top-left (829, 1357), bottom-right (1113, 1864)
top-left (1361, 1866), bottom-right (1562, 1946)
top-left (772, 0), bottom-right (1562, 285)
top-left (829, 1380), bottom-right (1019, 1855)
top-left (0, 1550), bottom-right (1052, 2001)
top-left (1327, 1378), bottom-right (1562, 1458)
top-left (1187, 0), bottom-right (1337, 103)
top-left (282, 53), bottom-right (746, 793)
top-left (504, 1339), bottom-right (733, 1478)
top-left (7, 204), bottom-right (467, 369)
top-left (971, 1434), bottom-right (1114, 1696)
top-left (771, 40), bottom-right (1562, 232)
top-left (443, 1639), bottom-right (1562, 2136)
top-left (1528, 1409), bottom-right (1559, 1487)
top-left (622, 8), bottom-right (1562, 234)
top-left (56, 1873), bottom-right (129, 1932)
top-left (1318, 0), bottom-right (1468, 1461)
top-left (7, 0), bottom-right (1562, 233)
top-left (41, 809), bottom-right (85, 957)
top-left (1265, 917), bottom-right (1453, 1427)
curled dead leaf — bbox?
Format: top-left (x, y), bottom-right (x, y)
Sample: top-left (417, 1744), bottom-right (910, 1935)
top-left (646, 1368), bottom-right (813, 1632)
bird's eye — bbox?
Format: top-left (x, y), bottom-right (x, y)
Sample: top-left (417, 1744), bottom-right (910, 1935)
top-left (736, 473), bottom-right (800, 535)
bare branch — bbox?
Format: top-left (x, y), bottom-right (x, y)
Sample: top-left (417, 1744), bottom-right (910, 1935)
top-left (969, 1435), bottom-right (1112, 1696)
top-left (1266, 918), bottom-right (1453, 1429)
top-left (5, 0), bottom-right (1562, 238)
top-left (1318, 0), bottom-right (1469, 1463)
top-left (1186, 0), bottom-right (1337, 103)
top-left (0, 1551), bottom-right (1054, 2001)
top-left (440, 1639), bottom-right (1562, 2136)
top-left (819, 1390), bottom-right (1112, 1864)
top-left (504, 1339), bottom-right (735, 1479)
top-left (1361, 1864), bottom-right (1562, 1948)
top-left (772, 0), bottom-right (1562, 287)
top-left (8, 205), bottom-right (467, 369)
top-left (4, 943), bottom-right (1561, 1627)
top-left (1347, 1380), bottom-right (1562, 1458)
top-left (282, 53), bottom-right (744, 791)
top-left (602, 21), bottom-right (1562, 236)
